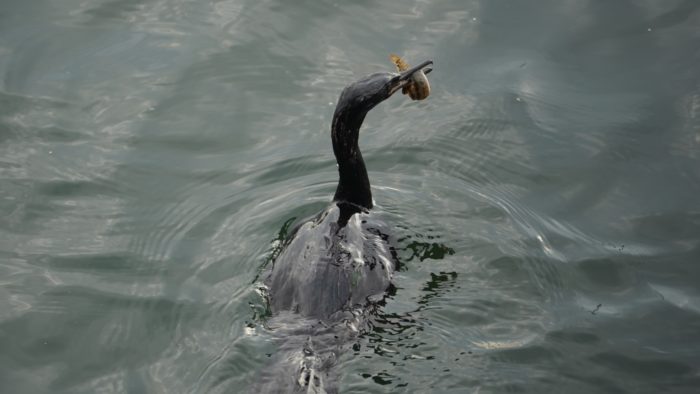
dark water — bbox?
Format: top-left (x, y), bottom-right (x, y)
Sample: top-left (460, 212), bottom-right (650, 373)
top-left (2, 0), bottom-right (700, 393)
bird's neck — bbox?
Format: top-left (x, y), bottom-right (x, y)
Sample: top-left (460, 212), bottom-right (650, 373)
top-left (331, 109), bottom-right (373, 210)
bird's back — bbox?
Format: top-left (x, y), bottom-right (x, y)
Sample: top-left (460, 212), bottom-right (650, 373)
top-left (266, 204), bottom-right (395, 320)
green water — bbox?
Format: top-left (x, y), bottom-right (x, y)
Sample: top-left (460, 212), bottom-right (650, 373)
top-left (1, 1), bottom-right (699, 393)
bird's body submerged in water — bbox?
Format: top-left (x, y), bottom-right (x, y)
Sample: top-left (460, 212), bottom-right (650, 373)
top-left (266, 202), bottom-right (394, 319)
top-left (260, 60), bottom-right (433, 393)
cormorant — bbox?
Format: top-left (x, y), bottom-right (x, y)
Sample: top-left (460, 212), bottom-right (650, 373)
top-left (260, 59), bottom-right (433, 393)
top-left (266, 59), bottom-right (432, 318)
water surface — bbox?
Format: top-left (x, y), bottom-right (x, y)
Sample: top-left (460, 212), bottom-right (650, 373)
top-left (1, 0), bottom-right (700, 393)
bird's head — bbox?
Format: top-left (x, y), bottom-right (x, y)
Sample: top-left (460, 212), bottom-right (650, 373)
top-left (334, 59), bottom-right (433, 116)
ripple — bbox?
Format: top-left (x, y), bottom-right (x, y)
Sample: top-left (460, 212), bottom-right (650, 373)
top-left (0, 284), bottom-right (201, 389)
top-left (590, 352), bottom-right (692, 379)
top-left (575, 258), bottom-right (638, 291)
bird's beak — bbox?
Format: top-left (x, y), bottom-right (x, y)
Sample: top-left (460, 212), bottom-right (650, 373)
top-left (399, 59), bottom-right (433, 81)
top-left (389, 59), bottom-right (433, 95)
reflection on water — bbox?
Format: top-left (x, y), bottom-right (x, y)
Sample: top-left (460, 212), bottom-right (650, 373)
top-left (400, 234), bottom-right (456, 263)
top-left (1, 0), bottom-right (700, 393)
